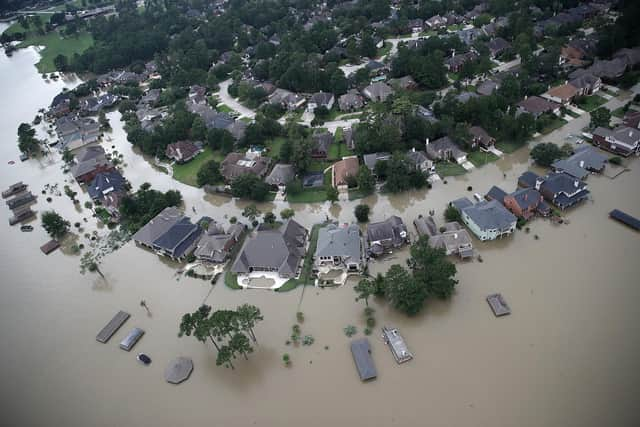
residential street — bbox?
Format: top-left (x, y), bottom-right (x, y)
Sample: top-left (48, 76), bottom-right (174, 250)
top-left (216, 79), bottom-right (256, 119)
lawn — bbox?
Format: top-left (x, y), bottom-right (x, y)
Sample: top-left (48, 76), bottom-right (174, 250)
top-left (337, 112), bottom-right (363, 120)
top-left (467, 151), bottom-right (499, 167)
top-left (611, 105), bottom-right (628, 118)
top-left (376, 42), bottom-right (392, 58)
top-left (447, 72), bottom-right (460, 81)
top-left (286, 189), bottom-right (328, 203)
top-left (265, 137), bottom-right (286, 160)
top-left (215, 103), bottom-right (234, 114)
top-left (172, 147), bottom-right (224, 187)
top-left (17, 30), bottom-right (94, 73)
top-left (308, 159), bottom-right (330, 172)
top-left (348, 188), bottom-right (370, 201)
top-left (436, 162), bottom-right (467, 176)
top-left (276, 224), bottom-right (321, 292)
top-left (327, 142), bottom-right (353, 160)
top-left (540, 117), bottom-right (568, 134)
top-left (564, 109), bottom-right (580, 118)
top-left (495, 140), bottom-right (526, 154)
top-left (575, 94), bottom-right (607, 112)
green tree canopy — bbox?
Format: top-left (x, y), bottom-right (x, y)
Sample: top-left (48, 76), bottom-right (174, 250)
top-left (41, 211), bottom-right (70, 240)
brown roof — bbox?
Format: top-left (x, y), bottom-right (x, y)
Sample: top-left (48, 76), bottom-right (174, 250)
top-left (517, 96), bottom-right (560, 115)
top-left (545, 84), bottom-right (578, 101)
top-left (220, 153), bottom-right (271, 181)
top-left (469, 126), bottom-right (494, 144)
top-left (332, 157), bottom-right (359, 187)
top-left (165, 141), bottom-right (201, 162)
top-left (623, 111), bottom-right (640, 129)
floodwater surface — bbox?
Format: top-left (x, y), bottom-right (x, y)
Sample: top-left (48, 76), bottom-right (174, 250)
top-left (0, 43), bottom-right (639, 427)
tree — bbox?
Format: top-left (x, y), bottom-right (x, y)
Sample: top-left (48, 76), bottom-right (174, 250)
top-left (236, 304), bottom-right (263, 343)
top-left (242, 204), bottom-right (261, 221)
top-left (62, 148), bottom-right (74, 165)
top-left (80, 252), bottom-right (104, 279)
top-left (206, 128), bottom-right (235, 153)
top-left (196, 160), bottom-right (222, 187)
top-left (53, 54), bottom-right (69, 71)
top-left (98, 111), bottom-right (110, 130)
top-left (17, 122), bottom-right (40, 155)
top-left (41, 211), bottom-right (70, 240)
top-left (530, 143), bottom-right (565, 167)
top-left (590, 107), bottom-right (611, 129)
top-left (384, 264), bottom-right (427, 316)
top-left (231, 174), bottom-right (270, 201)
top-left (216, 344), bottom-right (235, 369)
top-left (191, 116), bottom-right (207, 141)
top-left (356, 165), bottom-right (375, 195)
top-left (263, 212), bottom-right (276, 225)
top-left (408, 237), bottom-right (458, 300)
top-left (354, 204), bottom-right (370, 223)
top-left (179, 305), bottom-right (220, 350)
top-left (280, 208), bottom-right (295, 220)
top-left (326, 186), bottom-right (339, 203)
top-left (354, 279), bottom-right (376, 307)
top-left (229, 332), bottom-right (253, 360)
top-left (444, 206), bottom-right (462, 223)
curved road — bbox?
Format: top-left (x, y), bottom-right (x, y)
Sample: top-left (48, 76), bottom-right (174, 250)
top-left (217, 79), bottom-right (256, 119)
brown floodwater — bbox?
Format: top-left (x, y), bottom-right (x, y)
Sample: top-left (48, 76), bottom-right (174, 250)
top-left (1, 39), bottom-right (640, 427)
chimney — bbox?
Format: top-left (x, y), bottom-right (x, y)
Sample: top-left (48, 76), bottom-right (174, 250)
top-left (524, 193), bottom-right (528, 201)
top-left (452, 49), bottom-right (456, 58)
top-left (574, 180), bottom-right (579, 188)
top-left (412, 147), bottom-right (416, 152)
top-left (425, 138), bottom-right (430, 146)
top-left (579, 160), bottom-right (584, 168)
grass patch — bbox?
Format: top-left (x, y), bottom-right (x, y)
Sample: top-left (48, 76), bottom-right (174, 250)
top-left (564, 109), bottom-right (580, 118)
top-left (447, 24), bottom-right (462, 32)
top-left (224, 270), bottom-right (242, 289)
top-left (265, 137), bottom-right (286, 160)
top-left (337, 112), bottom-right (363, 120)
top-left (172, 146), bottom-right (224, 187)
top-left (215, 103), bottom-right (234, 114)
top-left (611, 105), bottom-right (627, 118)
top-left (327, 142), bottom-right (353, 160)
top-left (575, 94), bottom-right (607, 112)
top-left (376, 41), bottom-right (392, 58)
top-left (348, 188), bottom-right (370, 201)
top-left (17, 30), bottom-right (94, 73)
top-left (286, 189), bottom-right (328, 203)
top-left (447, 72), bottom-right (460, 81)
top-left (496, 140), bottom-right (527, 153)
top-left (467, 151), bottom-right (499, 167)
top-left (276, 224), bottom-right (321, 292)
top-left (308, 159), bottom-right (330, 173)
top-left (540, 117), bottom-right (568, 134)
top-left (435, 162), bottom-right (467, 177)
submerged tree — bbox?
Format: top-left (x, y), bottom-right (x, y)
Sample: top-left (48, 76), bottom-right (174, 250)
top-left (41, 210), bottom-right (70, 239)
top-left (236, 304), bottom-right (263, 343)
top-left (354, 279), bottom-right (376, 307)
top-left (80, 251), bottom-right (105, 279)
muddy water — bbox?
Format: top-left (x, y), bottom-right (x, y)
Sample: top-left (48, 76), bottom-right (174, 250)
top-left (1, 44), bottom-right (640, 427)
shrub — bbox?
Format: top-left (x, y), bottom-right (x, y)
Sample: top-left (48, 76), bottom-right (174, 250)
top-left (343, 325), bottom-right (357, 337)
top-left (354, 204), bottom-right (370, 222)
top-left (366, 317), bottom-right (376, 328)
top-left (609, 156), bottom-right (622, 165)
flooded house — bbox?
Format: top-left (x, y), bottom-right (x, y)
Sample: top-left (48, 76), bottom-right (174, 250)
top-left (69, 146), bottom-right (114, 184)
top-left (366, 216), bottom-right (409, 257)
top-left (231, 220), bottom-right (308, 279)
top-left (426, 136), bottom-right (468, 165)
top-left (331, 157), bottom-right (359, 191)
top-left (551, 145), bottom-right (607, 180)
top-left (591, 126), bottom-right (640, 157)
top-left (165, 141), bottom-right (203, 164)
top-left (452, 197), bottom-right (517, 241)
top-left (503, 187), bottom-right (549, 219)
top-left (519, 171), bottom-right (590, 210)
top-left (265, 164), bottom-right (296, 188)
top-left (314, 223), bottom-right (365, 273)
top-left (194, 222), bottom-right (245, 263)
top-left (413, 215), bottom-right (473, 259)
top-left (220, 152), bottom-right (271, 182)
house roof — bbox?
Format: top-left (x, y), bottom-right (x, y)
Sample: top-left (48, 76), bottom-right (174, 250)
top-left (488, 37), bottom-right (510, 54)
top-left (451, 197), bottom-right (474, 211)
top-left (350, 338), bottom-right (377, 381)
top-left (540, 172), bottom-right (587, 196)
top-left (363, 152), bottom-right (390, 170)
top-left (405, 149), bottom-right (429, 166)
top-left (363, 82), bottom-right (394, 101)
top-left (231, 219), bottom-right (307, 276)
top-left (366, 216), bottom-right (406, 244)
top-left (338, 90), bottom-right (364, 110)
top-left (551, 146), bottom-right (607, 179)
top-left (426, 136), bottom-right (467, 160)
top-left (518, 171), bottom-right (541, 188)
top-left (315, 223), bottom-right (361, 262)
top-left (545, 84), bottom-right (578, 101)
top-left (153, 217), bottom-right (202, 258)
top-left (517, 96), bottom-right (560, 115)
top-left (70, 147), bottom-right (110, 179)
top-left (486, 185), bottom-right (507, 203)
top-left (569, 73), bottom-right (600, 90)
top-left (510, 188), bottom-right (542, 211)
top-left (165, 141), bottom-right (201, 161)
top-left (333, 157), bottom-right (359, 186)
top-left (132, 207), bottom-right (183, 247)
top-left (310, 92), bottom-right (334, 106)
top-left (312, 132), bottom-right (333, 154)
top-left (87, 170), bottom-right (127, 200)
top-left (265, 163), bottom-right (296, 186)
top-left (593, 126), bottom-right (640, 148)
top-left (462, 199), bottom-right (517, 231)
top-left (220, 152), bottom-right (271, 181)
top-left (195, 231), bottom-right (235, 263)
top-left (469, 126), bottom-right (493, 144)
top-left (476, 80), bottom-right (498, 96)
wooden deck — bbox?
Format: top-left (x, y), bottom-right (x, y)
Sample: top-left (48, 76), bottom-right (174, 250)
top-left (96, 311), bottom-right (130, 343)
top-left (609, 209), bottom-right (640, 231)
top-left (487, 293), bottom-right (511, 316)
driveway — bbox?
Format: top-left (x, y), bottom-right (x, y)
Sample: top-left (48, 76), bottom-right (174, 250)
top-left (216, 79), bottom-right (256, 119)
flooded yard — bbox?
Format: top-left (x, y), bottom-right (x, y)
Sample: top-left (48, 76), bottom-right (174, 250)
top-left (0, 43), bottom-right (639, 427)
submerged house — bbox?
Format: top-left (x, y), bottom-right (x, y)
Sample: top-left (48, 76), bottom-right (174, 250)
top-left (413, 215), bottom-right (473, 259)
top-left (503, 187), bottom-right (549, 219)
top-left (194, 222), bottom-right (245, 263)
top-left (314, 223), bottom-right (365, 273)
top-left (452, 197), bottom-right (517, 241)
top-left (132, 207), bottom-right (202, 260)
top-left (366, 216), bottom-right (409, 257)
top-left (426, 136), bottom-right (467, 164)
top-left (165, 141), bottom-right (202, 164)
top-left (551, 146), bottom-right (607, 180)
top-left (519, 171), bottom-right (590, 210)
top-left (231, 220), bottom-right (308, 279)
top-left (220, 152), bottom-right (271, 182)
top-left (591, 126), bottom-right (640, 157)
top-left (70, 146), bottom-right (114, 184)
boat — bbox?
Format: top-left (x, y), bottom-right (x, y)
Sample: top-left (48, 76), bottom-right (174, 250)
top-left (137, 353), bottom-right (152, 365)
top-left (20, 225), bottom-right (33, 232)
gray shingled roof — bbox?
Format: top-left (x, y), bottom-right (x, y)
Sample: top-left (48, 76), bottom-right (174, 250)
top-left (462, 200), bottom-right (517, 231)
top-left (265, 164), bottom-right (295, 186)
top-left (132, 207), bottom-right (183, 247)
top-left (315, 224), bottom-right (362, 263)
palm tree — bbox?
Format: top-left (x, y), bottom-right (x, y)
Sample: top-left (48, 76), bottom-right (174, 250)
top-left (354, 279), bottom-right (375, 307)
top-left (178, 305), bottom-right (221, 352)
top-left (80, 252), bottom-right (104, 279)
top-left (236, 304), bottom-right (263, 343)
